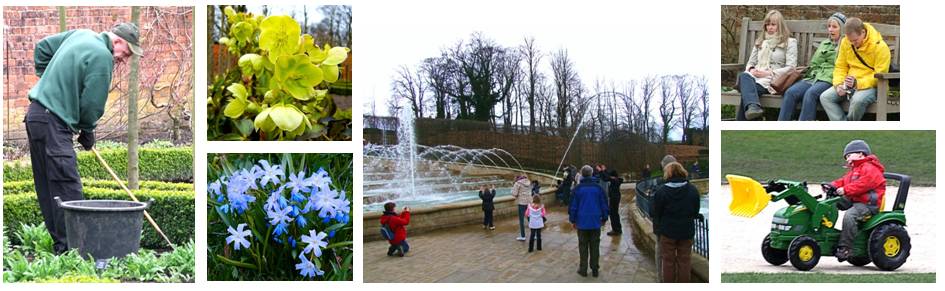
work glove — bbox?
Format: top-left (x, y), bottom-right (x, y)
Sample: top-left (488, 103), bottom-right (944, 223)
top-left (78, 130), bottom-right (95, 150)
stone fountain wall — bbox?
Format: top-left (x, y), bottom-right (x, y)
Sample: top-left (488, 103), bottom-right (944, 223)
top-left (363, 166), bottom-right (558, 242)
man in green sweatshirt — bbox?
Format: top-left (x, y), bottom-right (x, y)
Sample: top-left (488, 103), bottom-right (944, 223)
top-left (25, 23), bottom-right (142, 254)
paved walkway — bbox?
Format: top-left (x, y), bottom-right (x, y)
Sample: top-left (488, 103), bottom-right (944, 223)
top-left (720, 185), bottom-right (937, 274)
top-left (363, 193), bottom-right (658, 283)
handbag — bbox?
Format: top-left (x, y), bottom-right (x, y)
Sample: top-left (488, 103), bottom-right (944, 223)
top-left (770, 66), bottom-right (806, 95)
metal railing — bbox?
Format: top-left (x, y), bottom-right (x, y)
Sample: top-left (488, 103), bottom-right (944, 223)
top-left (635, 177), bottom-right (709, 259)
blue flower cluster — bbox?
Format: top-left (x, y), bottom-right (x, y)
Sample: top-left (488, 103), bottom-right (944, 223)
top-left (211, 159), bottom-right (351, 278)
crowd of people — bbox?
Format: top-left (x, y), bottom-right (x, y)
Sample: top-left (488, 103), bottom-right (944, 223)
top-left (378, 155), bottom-right (704, 283)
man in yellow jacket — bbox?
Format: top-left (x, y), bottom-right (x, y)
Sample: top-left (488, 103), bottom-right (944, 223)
top-left (819, 17), bottom-right (891, 121)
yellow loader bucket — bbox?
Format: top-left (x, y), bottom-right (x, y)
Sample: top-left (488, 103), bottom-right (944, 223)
top-left (726, 175), bottom-right (770, 218)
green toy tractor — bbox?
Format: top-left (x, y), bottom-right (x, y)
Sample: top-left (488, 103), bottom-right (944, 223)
top-left (726, 173), bottom-right (912, 271)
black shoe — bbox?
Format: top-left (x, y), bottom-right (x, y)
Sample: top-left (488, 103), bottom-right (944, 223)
top-left (577, 270), bottom-right (588, 277)
top-left (835, 247), bottom-right (850, 262)
top-left (592, 270), bottom-right (599, 277)
top-left (606, 231), bottom-right (622, 236)
top-left (746, 104), bottom-right (764, 120)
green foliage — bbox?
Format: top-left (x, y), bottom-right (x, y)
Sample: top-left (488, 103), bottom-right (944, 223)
top-left (3, 147), bottom-right (194, 183)
top-left (209, 7), bottom-right (351, 141)
top-left (12, 223), bottom-right (53, 255)
top-left (4, 179), bottom-right (193, 196)
top-left (3, 187), bottom-right (194, 249)
top-left (3, 226), bottom-right (196, 283)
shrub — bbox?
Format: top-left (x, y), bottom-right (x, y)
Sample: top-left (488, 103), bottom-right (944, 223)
top-left (3, 187), bottom-right (194, 249)
top-left (3, 147), bottom-right (193, 183)
top-left (3, 179), bottom-right (193, 196)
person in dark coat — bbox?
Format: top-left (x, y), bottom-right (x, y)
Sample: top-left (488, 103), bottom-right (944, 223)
top-left (652, 162), bottom-right (701, 283)
top-left (380, 202), bottom-right (411, 257)
top-left (569, 165), bottom-right (610, 278)
top-left (479, 185), bottom-right (496, 230)
top-left (557, 166), bottom-right (576, 205)
top-left (605, 169), bottom-right (623, 236)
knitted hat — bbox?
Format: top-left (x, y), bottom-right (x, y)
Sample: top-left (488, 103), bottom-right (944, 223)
top-left (843, 140), bottom-right (871, 158)
top-left (660, 155), bottom-right (677, 168)
top-left (828, 12), bottom-right (847, 26)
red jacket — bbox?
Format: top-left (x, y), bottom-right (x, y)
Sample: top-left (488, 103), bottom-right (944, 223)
top-left (832, 155), bottom-right (886, 206)
top-left (380, 211), bottom-right (410, 245)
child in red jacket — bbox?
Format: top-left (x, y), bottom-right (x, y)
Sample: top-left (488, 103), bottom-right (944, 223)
top-left (830, 140), bottom-right (886, 261)
top-left (380, 202), bottom-right (411, 257)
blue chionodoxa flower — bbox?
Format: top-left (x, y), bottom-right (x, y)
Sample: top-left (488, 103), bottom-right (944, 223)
top-left (300, 229), bottom-right (329, 257)
top-left (226, 223), bottom-right (252, 251)
top-left (256, 159), bottom-right (285, 187)
top-left (295, 253), bottom-right (323, 278)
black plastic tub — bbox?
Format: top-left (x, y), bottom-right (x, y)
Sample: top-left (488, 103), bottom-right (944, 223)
top-left (54, 197), bottom-right (152, 260)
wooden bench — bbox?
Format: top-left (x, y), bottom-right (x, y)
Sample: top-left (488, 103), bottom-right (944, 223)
top-left (722, 18), bottom-right (900, 120)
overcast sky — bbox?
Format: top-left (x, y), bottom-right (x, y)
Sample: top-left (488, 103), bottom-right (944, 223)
top-left (358, 0), bottom-right (717, 122)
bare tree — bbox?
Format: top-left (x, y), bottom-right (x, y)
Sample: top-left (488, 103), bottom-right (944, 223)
top-left (391, 65), bottom-right (427, 118)
top-left (519, 36), bottom-right (542, 133)
top-left (674, 74), bottom-right (697, 144)
top-left (550, 48), bottom-right (581, 132)
top-left (696, 76), bottom-right (710, 131)
top-left (639, 76), bottom-right (657, 142)
top-left (658, 75), bottom-right (678, 144)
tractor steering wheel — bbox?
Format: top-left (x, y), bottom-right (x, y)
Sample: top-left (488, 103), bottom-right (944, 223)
top-left (821, 183), bottom-right (839, 197)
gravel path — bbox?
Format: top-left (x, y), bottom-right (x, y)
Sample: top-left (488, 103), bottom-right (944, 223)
top-left (719, 185), bottom-right (937, 274)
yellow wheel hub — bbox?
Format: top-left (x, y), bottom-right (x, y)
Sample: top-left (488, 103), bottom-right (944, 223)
top-left (798, 245), bottom-right (814, 262)
top-left (883, 236), bottom-right (901, 257)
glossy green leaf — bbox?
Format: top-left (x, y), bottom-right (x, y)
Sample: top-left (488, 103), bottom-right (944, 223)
top-left (258, 15), bottom-right (301, 63)
top-left (223, 6), bottom-right (236, 20)
top-left (273, 55), bottom-right (322, 100)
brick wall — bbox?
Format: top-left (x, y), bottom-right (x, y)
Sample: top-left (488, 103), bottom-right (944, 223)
top-left (3, 6), bottom-right (194, 146)
top-left (721, 5), bottom-right (900, 63)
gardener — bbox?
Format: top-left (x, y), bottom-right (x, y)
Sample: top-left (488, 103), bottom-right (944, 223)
top-left (569, 165), bottom-right (609, 277)
top-left (24, 23), bottom-right (143, 254)
top-left (828, 140), bottom-right (886, 261)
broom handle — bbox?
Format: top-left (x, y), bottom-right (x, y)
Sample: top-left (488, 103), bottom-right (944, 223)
top-left (91, 148), bottom-right (175, 249)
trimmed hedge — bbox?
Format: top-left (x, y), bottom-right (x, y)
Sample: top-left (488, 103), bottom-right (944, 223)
top-left (3, 187), bottom-right (194, 249)
top-left (4, 180), bottom-right (193, 196)
top-left (3, 147), bottom-right (193, 183)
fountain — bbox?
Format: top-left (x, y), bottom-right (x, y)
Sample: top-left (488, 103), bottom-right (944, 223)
top-left (362, 113), bottom-right (558, 240)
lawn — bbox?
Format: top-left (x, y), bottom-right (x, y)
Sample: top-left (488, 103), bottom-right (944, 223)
top-left (722, 130), bottom-right (935, 185)
top-left (722, 272), bottom-right (936, 283)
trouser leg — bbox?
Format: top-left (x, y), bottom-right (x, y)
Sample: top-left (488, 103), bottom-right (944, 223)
top-left (846, 88), bottom-right (877, 121)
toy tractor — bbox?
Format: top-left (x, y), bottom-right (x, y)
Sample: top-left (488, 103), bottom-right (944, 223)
top-left (726, 173), bottom-right (912, 271)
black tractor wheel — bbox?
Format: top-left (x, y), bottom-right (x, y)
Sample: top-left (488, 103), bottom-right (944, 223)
top-left (761, 234), bottom-right (788, 266)
top-left (869, 223), bottom-right (911, 271)
top-left (788, 236), bottom-right (820, 271)
top-left (847, 255), bottom-right (872, 267)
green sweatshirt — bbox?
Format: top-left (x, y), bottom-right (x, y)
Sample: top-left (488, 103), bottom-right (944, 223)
top-left (28, 29), bottom-right (114, 132)
top-left (803, 39), bottom-right (839, 83)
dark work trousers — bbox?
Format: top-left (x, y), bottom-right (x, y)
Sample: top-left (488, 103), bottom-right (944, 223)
top-left (609, 193), bottom-right (622, 233)
top-left (528, 228), bottom-right (542, 252)
top-left (577, 229), bottom-right (602, 272)
top-left (25, 102), bottom-right (84, 254)
top-left (483, 209), bottom-right (494, 227)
